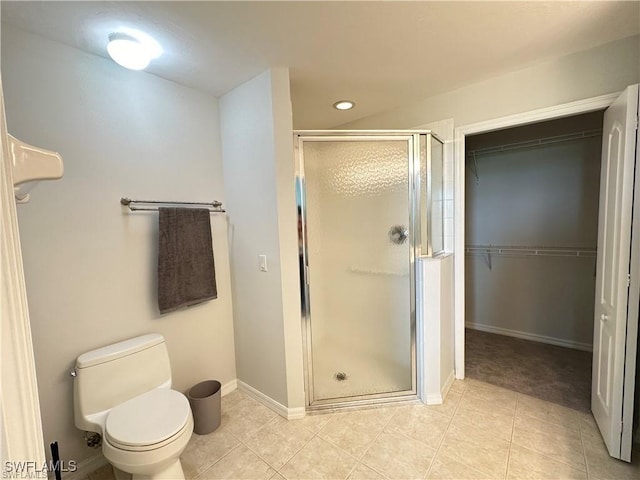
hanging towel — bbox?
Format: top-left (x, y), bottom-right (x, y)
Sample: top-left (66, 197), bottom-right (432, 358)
top-left (157, 207), bottom-right (217, 314)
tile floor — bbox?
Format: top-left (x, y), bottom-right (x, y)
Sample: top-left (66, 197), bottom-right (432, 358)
top-left (87, 379), bottom-right (639, 480)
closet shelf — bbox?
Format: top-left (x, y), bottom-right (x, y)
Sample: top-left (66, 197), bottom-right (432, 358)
top-left (466, 129), bottom-right (602, 159)
top-left (465, 245), bottom-right (597, 258)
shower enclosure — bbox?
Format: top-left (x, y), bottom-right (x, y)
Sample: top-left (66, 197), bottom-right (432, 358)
top-left (295, 131), bottom-right (444, 409)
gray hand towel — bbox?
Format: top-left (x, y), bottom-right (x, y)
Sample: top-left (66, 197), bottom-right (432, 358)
top-left (157, 207), bottom-right (217, 314)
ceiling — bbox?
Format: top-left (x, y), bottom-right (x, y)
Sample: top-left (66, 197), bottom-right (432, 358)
top-left (1, 1), bottom-right (638, 129)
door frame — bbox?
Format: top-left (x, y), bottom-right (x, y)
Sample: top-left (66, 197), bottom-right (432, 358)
top-left (0, 82), bottom-right (46, 462)
top-left (453, 92), bottom-right (621, 379)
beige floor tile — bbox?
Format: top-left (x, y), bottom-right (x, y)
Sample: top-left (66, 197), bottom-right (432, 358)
top-left (270, 474), bottom-right (286, 480)
top-left (507, 444), bottom-right (587, 480)
top-left (582, 434), bottom-right (640, 480)
top-left (197, 445), bottom-right (275, 480)
top-left (279, 436), bottom-right (358, 480)
top-left (361, 431), bottom-right (436, 480)
top-left (515, 394), bottom-right (580, 431)
top-left (577, 411), bottom-right (600, 440)
top-left (318, 408), bottom-right (394, 457)
top-left (182, 427), bottom-right (240, 479)
top-left (464, 379), bottom-right (518, 411)
top-left (221, 394), bottom-right (277, 440)
top-left (427, 456), bottom-right (495, 479)
top-left (436, 418), bottom-right (511, 478)
top-left (511, 413), bottom-right (585, 472)
top-left (290, 412), bottom-right (334, 432)
top-left (221, 389), bottom-right (247, 410)
top-left (385, 404), bottom-right (450, 449)
top-left (453, 394), bottom-right (515, 442)
top-left (243, 416), bottom-right (315, 469)
top-left (87, 464), bottom-right (115, 480)
top-left (424, 389), bottom-right (463, 418)
top-left (448, 380), bottom-right (467, 394)
top-left (347, 463), bottom-right (387, 480)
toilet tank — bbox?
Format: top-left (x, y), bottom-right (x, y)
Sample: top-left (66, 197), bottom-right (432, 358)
top-left (73, 333), bottom-right (172, 432)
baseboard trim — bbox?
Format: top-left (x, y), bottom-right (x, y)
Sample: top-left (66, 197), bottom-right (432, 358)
top-left (237, 380), bottom-right (305, 419)
top-left (442, 370), bottom-right (456, 398)
top-left (60, 452), bottom-right (107, 480)
top-left (221, 379), bottom-right (238, 396)
top-left (466, 322), bottom-right (593, 352)
top-left (425, 393), bottom-right (443, 405)
top-left (286, 407), bottom-right (306, 420)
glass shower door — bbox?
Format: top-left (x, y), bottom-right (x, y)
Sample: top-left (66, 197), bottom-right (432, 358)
top-left (298, 135), bottom-right (416, 404)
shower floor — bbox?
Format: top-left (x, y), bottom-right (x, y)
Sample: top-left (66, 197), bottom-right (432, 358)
top-left (311, 340), bottom-right (412, 402)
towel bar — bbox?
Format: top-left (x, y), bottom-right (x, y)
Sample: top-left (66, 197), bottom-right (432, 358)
top-left (120, 197), bottom-right (225, 213)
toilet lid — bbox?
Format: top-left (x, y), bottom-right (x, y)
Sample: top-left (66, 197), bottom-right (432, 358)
top-left (106, 389), bottom-right (191, 448)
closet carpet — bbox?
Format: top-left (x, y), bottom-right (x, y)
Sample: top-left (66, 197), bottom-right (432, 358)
top-left (465, 328), bottom-right (592, 413)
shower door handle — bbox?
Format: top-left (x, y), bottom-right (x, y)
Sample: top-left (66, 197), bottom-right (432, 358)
top-left (389, 225), bottom-right (409, 245)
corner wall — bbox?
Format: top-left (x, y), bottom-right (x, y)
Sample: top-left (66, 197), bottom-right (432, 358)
top-left (220, 69), bottom-right (304, 412)
top-left (420, 255), bottom-right (455, 403)
top-left (1, 24), bottom-right (236, 465)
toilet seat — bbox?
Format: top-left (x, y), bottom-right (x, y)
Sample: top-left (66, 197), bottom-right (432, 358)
top-left (105, 389), bottom-right (191, 452)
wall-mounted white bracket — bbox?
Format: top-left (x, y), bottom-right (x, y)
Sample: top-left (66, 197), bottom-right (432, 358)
top-left (10, 134), bottom-right (63, 203)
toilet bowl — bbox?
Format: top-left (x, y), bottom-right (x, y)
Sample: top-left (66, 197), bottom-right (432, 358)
top-left (103, 389), bottom-right (193, 479)
top-left (73, 334), bottom-right (193, 480)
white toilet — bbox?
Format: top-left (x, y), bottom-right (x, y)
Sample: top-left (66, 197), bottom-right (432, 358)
top-left (73, 333), bottom-right (193, 480)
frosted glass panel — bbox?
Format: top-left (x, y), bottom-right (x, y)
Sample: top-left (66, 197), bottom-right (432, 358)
top-left (303, 140), bottom-right (412, 400)
top-left (419, 136), bottom-right (444, 256)
top-left (430, 138), bottom-right (444, 255)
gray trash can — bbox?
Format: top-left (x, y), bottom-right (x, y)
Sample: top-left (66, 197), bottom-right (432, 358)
top-left (187, 380), bottom-right (221, 435)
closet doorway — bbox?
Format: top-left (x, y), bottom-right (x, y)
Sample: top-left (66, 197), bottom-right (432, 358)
top-left (464, 111), bottom-right (604, 413)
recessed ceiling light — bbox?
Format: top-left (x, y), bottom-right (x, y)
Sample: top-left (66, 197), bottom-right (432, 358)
top-left (333, 100), bottom-right (355, 110)
top-left (107, 31), bottom-right (162, 71)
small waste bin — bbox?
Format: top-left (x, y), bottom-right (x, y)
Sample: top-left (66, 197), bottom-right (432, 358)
top-left (187, 380), bottom-right (221, 435)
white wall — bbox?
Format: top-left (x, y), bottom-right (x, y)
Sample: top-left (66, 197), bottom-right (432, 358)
top-left (341, 35), bottom-right (639, 130)
top-left (220, 69), bottom-right (304, 411)
top-left (420, 255), bottom-right (454, 403)
top-left (1, 24), bottom-right (236, 465)
top-left (464, 114), bottom-right (602, 348)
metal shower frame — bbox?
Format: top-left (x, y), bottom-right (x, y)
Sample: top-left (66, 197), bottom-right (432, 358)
top-left (294, 130), bottom-right (443, 411)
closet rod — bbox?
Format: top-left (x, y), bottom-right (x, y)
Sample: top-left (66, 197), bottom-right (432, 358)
top-left (465, 245), bottom-right (597, 258)
top-left (120, 197), bottom-right (225, 212)
top-left (467, 129), bottom-right (602, 158)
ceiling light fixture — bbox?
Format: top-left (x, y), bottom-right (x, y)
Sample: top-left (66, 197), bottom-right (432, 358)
top-left (333, 100), bottom-right (355, 110)
top-left (107, 31), bottom-right (162, 71)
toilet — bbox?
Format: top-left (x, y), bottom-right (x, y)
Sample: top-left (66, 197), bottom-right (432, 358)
top-left (73, 334), bottom-right (193, 480)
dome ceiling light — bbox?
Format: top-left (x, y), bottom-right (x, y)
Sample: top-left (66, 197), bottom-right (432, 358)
top-left (106, 30), bottom-right (162, 71)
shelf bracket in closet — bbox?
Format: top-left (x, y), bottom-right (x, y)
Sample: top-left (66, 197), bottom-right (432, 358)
top-left (468, 151), bottom-right (480, 184)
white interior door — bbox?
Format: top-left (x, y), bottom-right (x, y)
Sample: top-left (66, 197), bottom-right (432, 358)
top-left (592, 84), bottom-right (639, 461)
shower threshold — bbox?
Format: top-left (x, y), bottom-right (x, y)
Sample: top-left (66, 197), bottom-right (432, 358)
top-left (306, 392), bottom-right (420, 414)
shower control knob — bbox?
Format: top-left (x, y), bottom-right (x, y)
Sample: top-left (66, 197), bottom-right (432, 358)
top-left (388, 225), bottom-right (408, 245)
